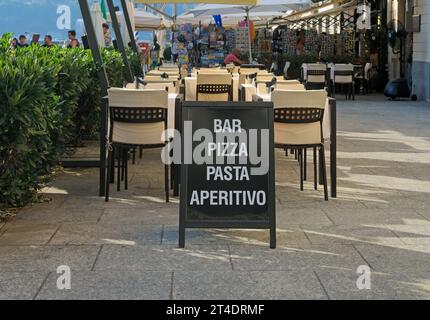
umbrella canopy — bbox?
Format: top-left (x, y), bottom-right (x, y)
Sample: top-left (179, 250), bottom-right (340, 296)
top-left (186, 0), bottom-right (310, 16)
top-left (91, 2), bottom-right (105, 48)
top-left (134, 9), bottom-right (165, 30)
top-left (176, 11), bottom-right (281, 26)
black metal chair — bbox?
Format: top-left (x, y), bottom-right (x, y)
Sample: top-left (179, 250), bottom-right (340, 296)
top-left (332, 64), bottom-right (355, 100)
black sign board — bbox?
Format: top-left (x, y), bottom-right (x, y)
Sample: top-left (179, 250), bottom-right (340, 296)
top-left (179, 101), bottom-right (276, 248)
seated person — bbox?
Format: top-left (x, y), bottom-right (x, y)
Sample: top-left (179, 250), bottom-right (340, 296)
top-left (224, 48), bottom-right (244, 66)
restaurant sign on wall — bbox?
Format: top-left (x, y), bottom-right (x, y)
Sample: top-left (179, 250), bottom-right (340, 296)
top-left (179, 102), bottom-right (276, 248)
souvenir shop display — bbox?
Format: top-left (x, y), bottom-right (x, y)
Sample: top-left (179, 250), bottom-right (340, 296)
top-left (255, 28), bottom-right (273, 57)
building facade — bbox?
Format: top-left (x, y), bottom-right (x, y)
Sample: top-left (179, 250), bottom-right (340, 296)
top-left (411, 0), bottom-right (430, 101)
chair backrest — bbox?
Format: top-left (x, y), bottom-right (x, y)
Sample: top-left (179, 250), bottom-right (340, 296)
top-left (255, 74), bottom-right (276, 94)
top-left (125, 81), bottom-right (176, 94)
top-left (333, 64), bottom-right (354, 83)
top-left (275, 83), bottom-right (306, 91)
top-left (197, 68), bottom-right (229, 74)
top-left (108, 88), bottom-right (168, 146)
top-left (364, 62), bottom-right (372, 80)
top-left (147, 70), bottom-right (180, 78)
top-left (276, 79), bottom-right (300, 84)
top-left (306, 63), bottom-right (327, 84)
top-left (196, 73), bottom-right (232, 101)
top-left (271, 89), bottom-right (327, 145)
top-left (238, 68), bottom-right (260, 86)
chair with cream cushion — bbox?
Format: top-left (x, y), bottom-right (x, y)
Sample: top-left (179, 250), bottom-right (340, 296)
top-left (333, 64), bottom-right (355, 100)
top-left (196, 73), bottom-right (233, 101)
top-left (126, 80), bottom-right (177, 94)
top-left (272, 89), bottom-right (328, 200)
top-left (275, 82), bottom-right (306, 91)
top-left (158, 65), bottom-right (179, 72)
top-left (146, 71), bottom-right (180, 79)
top-left (255, 74), bottom-right (276, 94)
top-left (305, 63), bottom-right (327, 90)
top-left (238, 68), bottom-right (260, 86)
top-left (106, 88), bottom-right (170, 202)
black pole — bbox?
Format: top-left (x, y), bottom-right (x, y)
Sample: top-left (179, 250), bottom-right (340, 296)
top-left (78, 0), bottom-right (110, 197)
top-left (120, 0), bottom-right (139, 54)
top-left (106, 0), bottom-right (134, 82)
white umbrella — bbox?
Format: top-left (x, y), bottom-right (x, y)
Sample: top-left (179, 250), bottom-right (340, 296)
top-left (176, 11), bottom-right (281, 26)
top-left (91, 2), bottom-right (105, 48)
top-left (133, 9), bottom-right (165, 30)
top-left (186, 0), bottom-right (310, 62)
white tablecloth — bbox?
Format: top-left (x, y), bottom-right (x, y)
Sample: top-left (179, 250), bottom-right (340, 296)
top-left (185, 76), bottom-right (239, 102)
top-left (256, 93), bottom-right (331, 140)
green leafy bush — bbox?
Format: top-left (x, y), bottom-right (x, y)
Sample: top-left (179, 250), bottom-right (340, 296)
top-left (0, 34), bottom-right (127, 208)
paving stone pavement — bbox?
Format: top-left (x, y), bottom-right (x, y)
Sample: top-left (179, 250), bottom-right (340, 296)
top-left (1, 95), bottom-right (430, 299)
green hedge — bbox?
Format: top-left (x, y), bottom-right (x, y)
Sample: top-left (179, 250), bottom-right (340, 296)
top-left (0, 34), bottom-right (133, 208)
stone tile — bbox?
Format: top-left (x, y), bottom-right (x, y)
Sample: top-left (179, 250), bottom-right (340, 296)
top-left (230, 244), bottom-right (367, 271)
top-left (173, 271), bottom-right (328, 300)
top-left (315, 268), bottom-right (429, 300)
top-left (100, 206), bottom-right (179, 225)
top-left (49, 223), bottom-right (163, 246)
top-left (383, 220), bottom-right (430, 245)
top-left (0, 272), bottom-right (49, 300)
top-left (0, 245), bottom-right (100, 272)
top-left (162, 227), bottom-right (311, 247)
top-left (415, 208), bottom-right (430, 221)
top-left (354, 244), bottom-right (430, 277)
top-left (12, 208), bottom-right (104, 224)
top-left (247, 227), bottom-right (312, 247)
top-left (36, 271), bottom-right (172, 300)
top-left (0, 224), bottom-right (59, 246)
top-left (322, 207), bottom-right (424, 225)
top-left (95, 244), bottom-right (232, 271)
top-left (277, 207), bottom-right (334, 226)
top-left (162, 227), bottom-right (250, 245)
top-left (301, 225), bottom-right (403, 246)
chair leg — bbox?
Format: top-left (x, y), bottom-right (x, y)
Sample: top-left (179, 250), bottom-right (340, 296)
top-left (352, 82), bottom-right (355, 101)
top-left (109, 148), bottom-right (115, 184)
top-left (117, 146), bottom-right (121, 192)
top-left (124, 148), bottom-right (128, 190)
top-left (319, 147), bottom-right (324, 186)
top-left (320, 145), bottom-right (329, 201)
top-left (121, 149), bottom-right (125, 182)
top-left (299, 148), bottom-right (304, 191)
top-left (164, 164), bottom-right (169, 203)
top-left (132, 148), bottom-right (136, 165)
top-left (139, 147), bottom-right (143, 159)
top-left (170, 163), bottom-right (175, 190)
top-left (105, 145), bottom-right (113, 202)
top-left (285, 148), bottom-right (288, 157)
top-left (304, 148), bottom-right (307, 181)
top-left (313, 147), bottom-right (317, 190)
